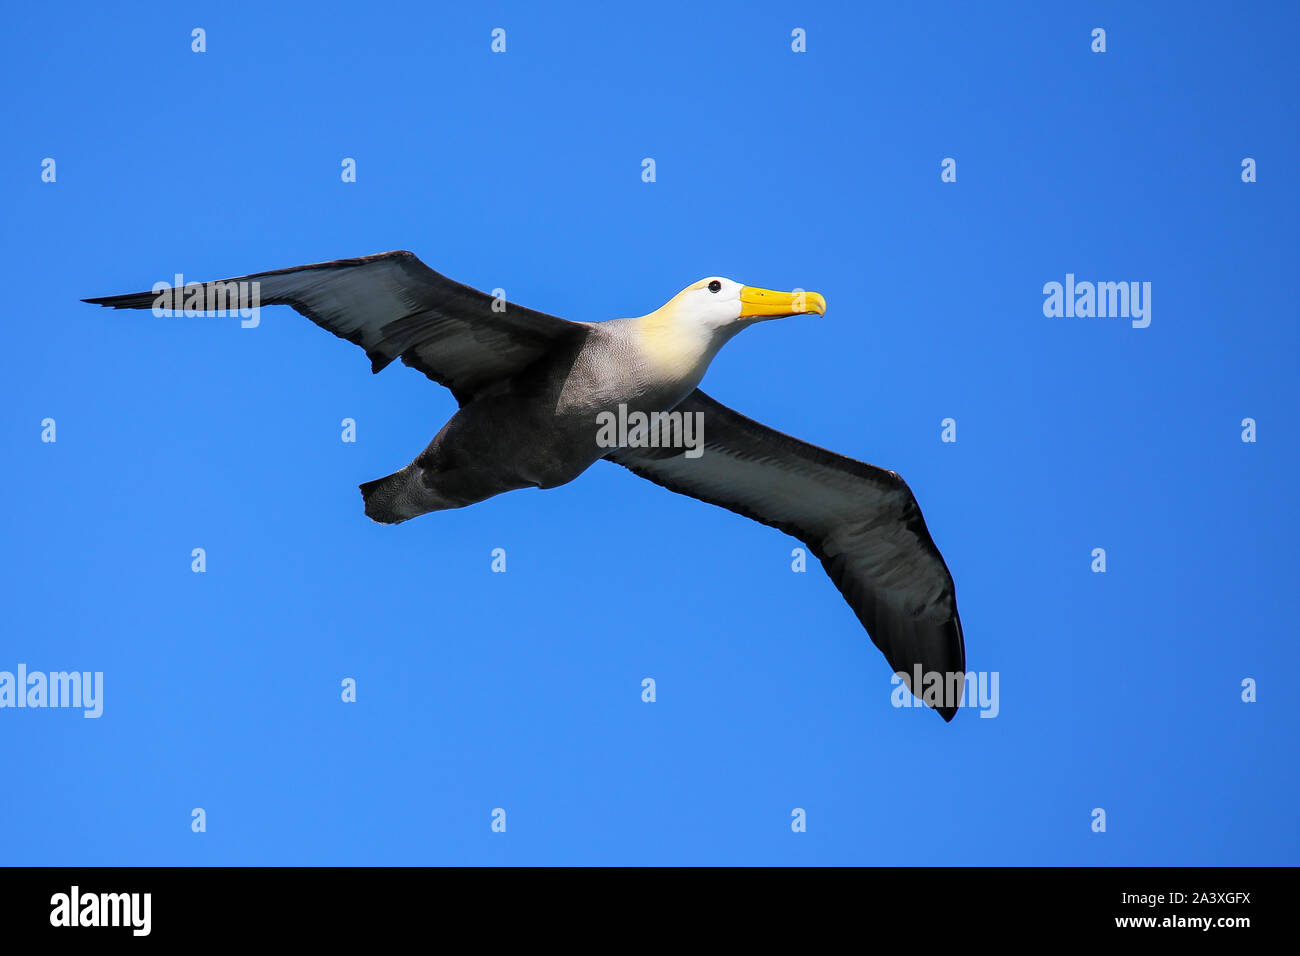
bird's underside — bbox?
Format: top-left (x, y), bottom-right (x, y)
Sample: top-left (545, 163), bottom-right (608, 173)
top-left (85, 250), bottom-right (967, 720)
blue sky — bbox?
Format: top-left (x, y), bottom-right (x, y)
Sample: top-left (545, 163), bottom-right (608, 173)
top-left (1, 0), bottom-right (1296, 865)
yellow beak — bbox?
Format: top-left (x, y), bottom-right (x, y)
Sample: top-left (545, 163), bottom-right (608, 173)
top-left (739, 286), bottom-right (827, 318)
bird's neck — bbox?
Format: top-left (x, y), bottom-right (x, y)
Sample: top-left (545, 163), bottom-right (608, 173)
top-left (633, 307), bottom-right (733, 388)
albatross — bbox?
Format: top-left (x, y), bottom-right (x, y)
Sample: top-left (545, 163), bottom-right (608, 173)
top-left (85, 251), bottom-right (966, 719)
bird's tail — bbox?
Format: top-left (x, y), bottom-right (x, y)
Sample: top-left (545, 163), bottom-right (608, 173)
top-left (359, 465), bottom-right (427, 524)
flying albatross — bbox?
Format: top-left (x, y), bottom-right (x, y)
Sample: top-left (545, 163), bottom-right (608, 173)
top-left (85, 251), bottom-right (966, 719)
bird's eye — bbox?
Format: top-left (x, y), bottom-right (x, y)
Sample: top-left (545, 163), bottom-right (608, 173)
top-left (708, 280), bottom-right (722, 293)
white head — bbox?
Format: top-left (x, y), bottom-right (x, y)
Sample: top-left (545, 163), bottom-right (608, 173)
top-left (662, 277), bottom-right (827, 336)
top-left (632, 277), bottom-right (828, 385)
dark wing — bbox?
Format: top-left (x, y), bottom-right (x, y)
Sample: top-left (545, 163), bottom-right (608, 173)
top-left (83, 250), bottom-right (587, 405)
top-left (608, 389), bottom-right (965, 720)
